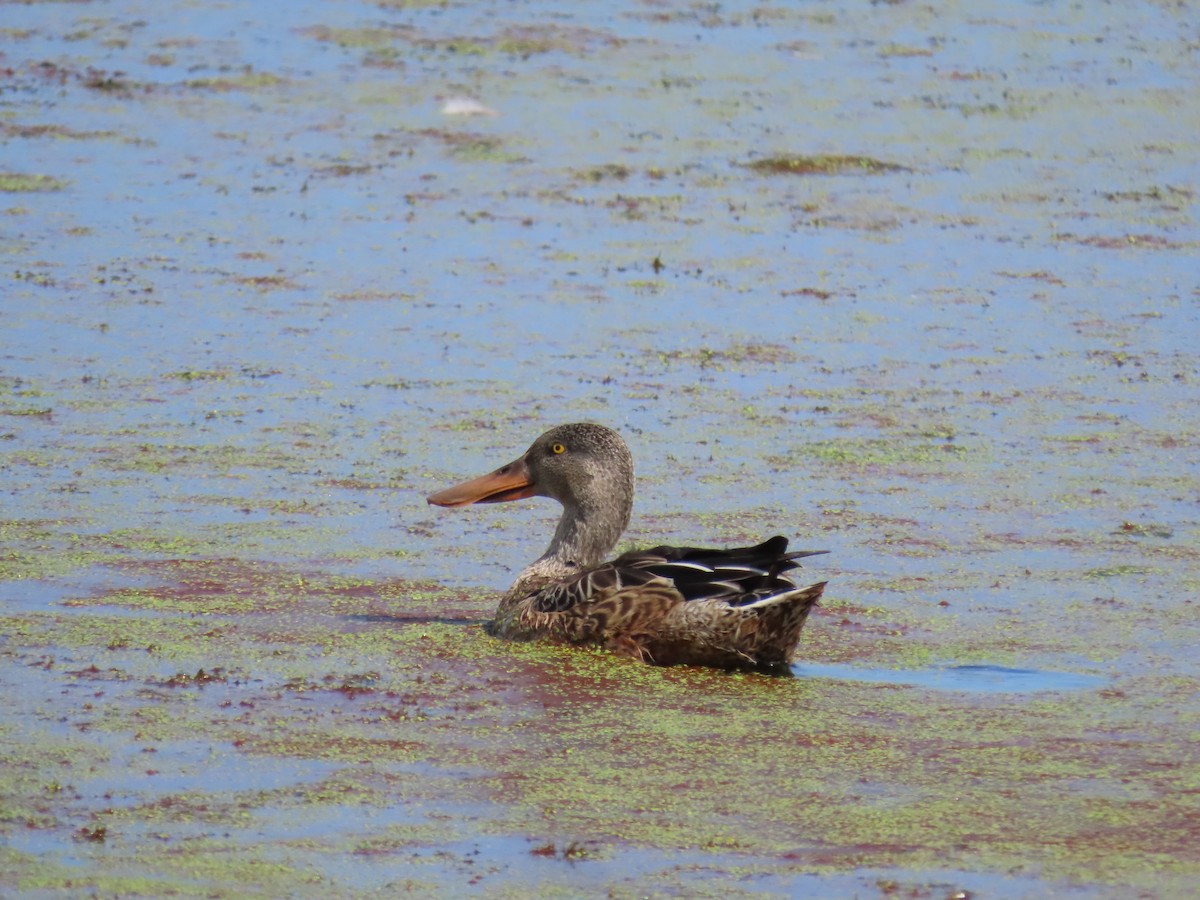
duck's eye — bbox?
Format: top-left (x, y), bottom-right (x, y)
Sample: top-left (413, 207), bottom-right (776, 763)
top-left (551, 442), bottom-right (566, 455)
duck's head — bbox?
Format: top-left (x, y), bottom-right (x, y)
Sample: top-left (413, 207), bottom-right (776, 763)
top-left (427, 422), bottom-right (633, 513)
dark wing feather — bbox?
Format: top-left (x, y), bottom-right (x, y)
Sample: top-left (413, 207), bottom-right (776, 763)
top-left (532, 536), bottom-right (826, 612)
top-left (612, 536), bottom-right (826, 605)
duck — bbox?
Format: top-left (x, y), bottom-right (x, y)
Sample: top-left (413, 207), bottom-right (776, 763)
top-left (427, 423), bottom-right (827, 670)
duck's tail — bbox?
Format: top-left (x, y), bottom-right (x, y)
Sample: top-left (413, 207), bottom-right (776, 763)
top-left (742, 580), bottom-right (827, 667)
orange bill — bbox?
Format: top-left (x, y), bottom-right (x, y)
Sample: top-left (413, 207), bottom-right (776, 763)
top-left (426, 456), bottom-right (536, 507)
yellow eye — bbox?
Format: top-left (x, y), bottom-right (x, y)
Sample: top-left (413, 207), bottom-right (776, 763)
top-left (551, 442), bottom-right (566, 455)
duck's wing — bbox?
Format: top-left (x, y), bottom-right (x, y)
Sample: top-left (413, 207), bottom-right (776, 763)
top-left (530, 562), bottom-right (667, 614)
top-left (610, 535), bottom-right (826, 605)
top-left (529, 535), bottom-right (826, 613)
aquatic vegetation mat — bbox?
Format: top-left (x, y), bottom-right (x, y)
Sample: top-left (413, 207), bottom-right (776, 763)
top-left (1, 0), bottom-right (1197, 895)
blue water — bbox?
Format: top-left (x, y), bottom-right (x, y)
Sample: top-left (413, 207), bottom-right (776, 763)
top-left (795, 662), bottom-right (1105, 693)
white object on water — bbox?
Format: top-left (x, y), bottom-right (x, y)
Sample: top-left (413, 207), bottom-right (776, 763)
top-left (440, 97), bottom-right (498, 117)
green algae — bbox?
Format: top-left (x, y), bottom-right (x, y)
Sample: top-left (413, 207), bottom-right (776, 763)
top-left (300, 25), bottom-right (404, 50)
top-left (448, 138), bottom-right (525, 164)
top-left (0, 522), bottom-right (111, 582)
top-left (1085, 565), bottom-right (1152, 579)
top-left (184, 70), bottom-right (285, 92)
top-left (575, 163), bottom-right (633, 182)
top-left (770, 438), bottom-right (972, 470)
top-left (1, 122), bottom-right (132, 142)
top-left (743, 155), bottom-right (909, 176)
top-left (3, 552), bottom-right (1197, 895)
top-left (0, 173), bottom-right (68, 192)
top-left (166, 369), bottom-right (230, 382)
top-left (63, 586), bottom-right (260, 614)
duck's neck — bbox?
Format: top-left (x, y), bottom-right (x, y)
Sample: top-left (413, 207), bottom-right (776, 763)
top-left (545, 496), bottom-right (628, 568)
top-left (504, 495), bottom-right (631, 602)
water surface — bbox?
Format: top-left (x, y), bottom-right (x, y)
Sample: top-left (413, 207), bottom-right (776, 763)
top-left (1, 0), bottom-right (1196, 896)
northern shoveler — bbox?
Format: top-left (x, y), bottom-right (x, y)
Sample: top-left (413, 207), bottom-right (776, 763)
top-left (428, 423), bottom-right (827, 670)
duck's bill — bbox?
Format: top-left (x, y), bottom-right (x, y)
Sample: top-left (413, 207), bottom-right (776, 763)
top-left (426, 456), bottom-right (536, 507)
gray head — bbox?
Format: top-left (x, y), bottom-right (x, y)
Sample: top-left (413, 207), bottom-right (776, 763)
top-left (428, 423), bottom-right (635, 569)
top-left (519, 423), bottom-right (634, 515)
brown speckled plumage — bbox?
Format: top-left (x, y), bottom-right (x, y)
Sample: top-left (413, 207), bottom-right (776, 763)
top-left (428, 423), bottom-right (827, 670)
